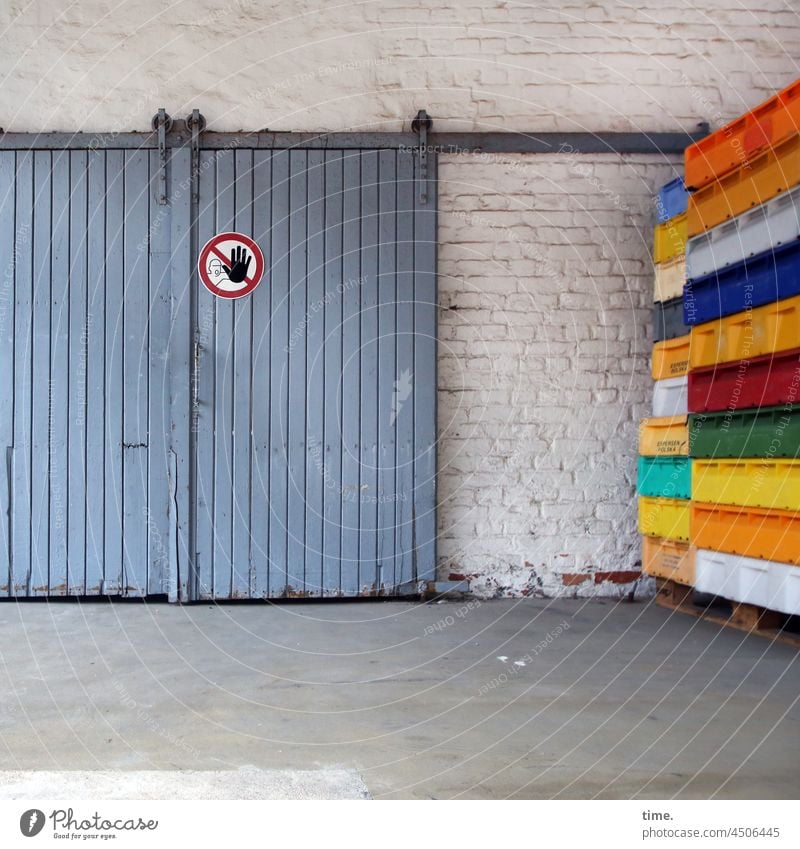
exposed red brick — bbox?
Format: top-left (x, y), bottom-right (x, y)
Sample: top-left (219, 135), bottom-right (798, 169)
top-left (593, 570), bottom-right (641, 585)
top-left (561, 573), bottom-right (590, 586)
top-left (448, 572), bottom-right (467, 582)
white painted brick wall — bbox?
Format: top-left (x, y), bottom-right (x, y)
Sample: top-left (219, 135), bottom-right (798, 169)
top-left (2, 0), bottom-right (797, 134)
top-left (1, 0), bottom-right (798, 596)
top-left (438, 154), bottom-right (679, 597)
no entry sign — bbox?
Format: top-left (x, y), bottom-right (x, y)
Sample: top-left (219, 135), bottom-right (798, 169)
top-left (198, 232), bottom-right (265, 299)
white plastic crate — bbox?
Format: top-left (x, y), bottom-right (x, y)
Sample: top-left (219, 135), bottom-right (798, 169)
top-left (653, 257), bottom-right (686, 303)
top-left (770, 561), bottom-right (800, 617)
top-left (685, 183), bottom-right (800, 281)
top-left (652, 375), bottom-right (688, 417)
top-left (695, 549), bottom-right (800, 616)
top-left (694, 549), bottom-right (741, 599)
top-left (738, 557), bottom-right (772, 609)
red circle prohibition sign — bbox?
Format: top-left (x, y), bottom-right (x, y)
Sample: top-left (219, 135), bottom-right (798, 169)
top-left (198, 232), bottom-right (265, 299)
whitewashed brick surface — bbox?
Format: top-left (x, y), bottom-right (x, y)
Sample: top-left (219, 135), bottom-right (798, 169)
top-left (437, 154), bottom-right (681, 596)
top-left (1, 0), bottom-right (797, 134)
top-left (1, 1), bottom-right (797, 596)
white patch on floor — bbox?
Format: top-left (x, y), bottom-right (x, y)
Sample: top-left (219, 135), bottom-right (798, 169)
top-left (0, 767), bottom-right (371, 800)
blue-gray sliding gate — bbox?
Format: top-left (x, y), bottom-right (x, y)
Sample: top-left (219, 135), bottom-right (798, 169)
top-left (0, 140), bottom-right (437, 600)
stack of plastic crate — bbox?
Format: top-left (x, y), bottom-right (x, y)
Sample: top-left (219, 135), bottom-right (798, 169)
top-left (638, 177), bottom-right (694, 585)
top-left (683, 79), bottom-right (800, 617)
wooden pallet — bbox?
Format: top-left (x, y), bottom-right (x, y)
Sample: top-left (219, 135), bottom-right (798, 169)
top-left (655, 578), bottom-right (800, 648)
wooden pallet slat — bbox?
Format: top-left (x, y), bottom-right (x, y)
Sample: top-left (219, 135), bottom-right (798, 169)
top-left (654, 577), bottom-right (800, 648)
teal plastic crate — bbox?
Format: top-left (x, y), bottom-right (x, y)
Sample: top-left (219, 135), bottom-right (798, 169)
top-left (637, 456), bottom-right (692, 500)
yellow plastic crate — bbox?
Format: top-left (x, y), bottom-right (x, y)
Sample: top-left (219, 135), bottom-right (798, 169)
top-left (687, 132), bottom-right (800, 237)
top-left (689, 293), bottom-right (800, 369)
top-left (638, 496), bottom-right (691, 541)
top-left (693, 458), bottom-right (800, 511)
top-left (653, 256), bottom-right (686, 303)
top-left (642, 536), bottom-right (695, 585)
top-left (639, 416), bottom-right (688, 456)
top-left (653, 213), bottom-right (688, 264)
top-left (652, 334), bottom-right (690, 380)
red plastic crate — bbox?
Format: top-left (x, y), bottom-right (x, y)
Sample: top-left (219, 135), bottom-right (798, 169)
top-left (688, 346), bottom-right (800, 413)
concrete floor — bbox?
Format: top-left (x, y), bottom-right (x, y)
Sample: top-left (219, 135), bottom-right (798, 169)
top-left (0, 597), bottom-right (797, 799)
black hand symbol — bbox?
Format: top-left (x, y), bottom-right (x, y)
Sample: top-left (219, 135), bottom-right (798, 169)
top-left (223, 245), bottom-right (252, 284)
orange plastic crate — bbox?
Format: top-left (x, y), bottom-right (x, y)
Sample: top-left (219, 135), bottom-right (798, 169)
top-left (652, 334), bottom-right (690, 380)
top-left (689, 293), bottom-right (800, 369)
top-left (691, 501), bottom-right (800, 565)
top-left (639, 416), bottom-right (688, 457)
top-left (685, 79), bottom-right (800, 190)
top-left (642, 536), bottom-right (695, 585)
top-left (687, 133), bottom-right (800, 237)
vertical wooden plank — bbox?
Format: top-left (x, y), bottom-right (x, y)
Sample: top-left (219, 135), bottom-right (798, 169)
top-left (395, 152), bottom-right (416, 587)
top-left (167, 147), bottom-right (192, 602)
top-left (359, 150), bottom-right (379, 593)
top-left (231, 148), bottom-right (253, 597)
top-left (147, 149), bottom-right (172, 595)
top-left (339, 151), bottom-right (361, 595)
top-left (213, 149), bottom-right (235, 599)
top-left (30, 151), bottom-right (51, 594)
top-left (122, 150), bottom-right (150, 595)
top-left (67, 151), bottom-right (88, 594)
top-left (11, 151), bottom-right (33, 595)
top-left (104, 150), bottom-right (125, 594)
top-left (250, 151), bottom-right (271, 597)
top-left (49, 150), bottom-right (71, 595)
top-left (304, 149), bottom-right (325, 597)
top-left (0, 152), bottom-right (16, 596)
top-left (194, 149), bottom-right (218, 599)
top-left (377, 150), bottom-right (397, 592)
top-left (85, 151), bottom-right (106, 595)
top-left (287, 151), bottom-right (307, 595)
top-left (321, 152), bottom-right (343, 596)
top-left (268, 150), bottom-right (290, 595)
top-left (413, 152), bottom-right (438, 581)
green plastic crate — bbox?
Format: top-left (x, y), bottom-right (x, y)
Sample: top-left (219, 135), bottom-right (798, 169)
top-left (636, 456), bottom-right (692, 500)
top-left (689, 405), bottom-right (800, 459)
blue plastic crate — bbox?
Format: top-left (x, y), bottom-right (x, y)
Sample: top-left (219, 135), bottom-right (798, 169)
top-left (657, 178), bottom-right (689, 222)
top-left (683, 238), bottom-right (800, 326)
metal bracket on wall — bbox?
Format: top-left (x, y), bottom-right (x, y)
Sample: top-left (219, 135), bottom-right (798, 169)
top-left (411, 109), bottom-right (433, 204)
top-left (150, 108), bottom-right (173, 205)
top-left (186, 109), bottom-right (206, 205)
